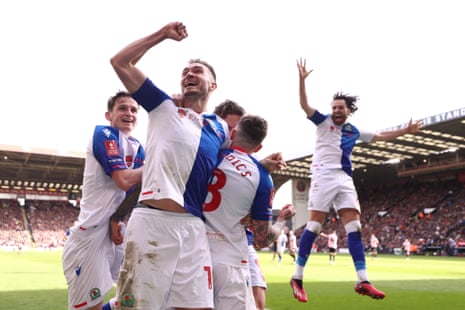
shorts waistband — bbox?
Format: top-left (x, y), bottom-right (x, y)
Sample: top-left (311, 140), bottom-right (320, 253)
top-left (137, 202), bottom-right (163, 211)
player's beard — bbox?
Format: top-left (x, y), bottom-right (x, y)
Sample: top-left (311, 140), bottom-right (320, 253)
top-left (183, 89), bottom-right (207, 101)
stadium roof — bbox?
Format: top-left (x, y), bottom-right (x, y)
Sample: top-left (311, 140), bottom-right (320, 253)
top-left (1, 107), bottom-right (465, 193)
top-left (0, 146), bottom-right (85, 192)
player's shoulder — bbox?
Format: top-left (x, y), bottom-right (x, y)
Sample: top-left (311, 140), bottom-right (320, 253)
top-left (93, 125), bottom-right (118, 139)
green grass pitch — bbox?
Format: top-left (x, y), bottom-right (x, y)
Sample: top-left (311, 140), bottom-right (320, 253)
top-left (0, 250), bottom-right (464, 309)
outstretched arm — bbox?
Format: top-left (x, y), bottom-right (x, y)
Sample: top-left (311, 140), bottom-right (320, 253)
top-left (110, 22), bottom-right (188, 93)
top-left (372, 118), bottom-right (423, 142)
top-left (296, 58), bottom-right (315, 118)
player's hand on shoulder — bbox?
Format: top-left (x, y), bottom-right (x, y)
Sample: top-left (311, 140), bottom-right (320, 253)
top-left (171, 93), bottom-right (185, 107)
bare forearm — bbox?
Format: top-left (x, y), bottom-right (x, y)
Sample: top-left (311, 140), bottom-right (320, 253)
top-left (112, 167), bottom-right (143, 192)
top-left (110, 29), bottom-right (167, 92)
top-left (299, 78), bottom-right (314, 117)
top-left (110, 184), bottom-right (141, 222)
top-left (373, 119), bottom-right (423, 142)
top-left (113, 30), bottom-right (166, 67)
top-left (252, 219), bottom-right (285, 249)
top-left (373, 127), bottom-right (408, 142)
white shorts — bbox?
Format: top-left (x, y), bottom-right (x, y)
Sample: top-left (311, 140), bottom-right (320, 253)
top-left (248, 245), bottom-right (267, 289)
top-left (213, 263), bottom-right (256, 310)
top-left (308, 169), bottom-right (361, 214)
top-left (62, 222), bottom-right (115, 310)
top-left (115, 207), bottom-right (213, 310)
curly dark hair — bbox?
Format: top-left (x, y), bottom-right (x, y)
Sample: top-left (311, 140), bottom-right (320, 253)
top-left (333, 91), bottom-right (359, 114)
top-left (213, 99), bottom-right (246, 119)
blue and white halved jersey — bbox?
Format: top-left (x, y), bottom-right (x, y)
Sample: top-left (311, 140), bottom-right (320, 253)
top-left (77, 126), bottom-right (145, 228)
top-left (132, 78), bottom-right (230, 218)
top-left (309, 110), bottom-right (375, 176)
top-left (204, 146), bottom-right (274, 267)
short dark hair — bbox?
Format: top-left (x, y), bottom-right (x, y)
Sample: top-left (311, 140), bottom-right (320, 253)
top-left (107, 91), bottom-right (132, 112)
top-left (236, 114), bottom-right (268, 148)
top-left (189, 58), bottom-right (216, 81)
top-left (213, 99), bottom-right (246, 119)
top-left (333, 91), bottom-right (359, 114)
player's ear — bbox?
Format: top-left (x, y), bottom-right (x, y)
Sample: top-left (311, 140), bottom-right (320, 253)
top-left (105, 111), bottom-right (112, 121)
top-left (209, 81), bottom-right (217, 91)
top-left (253, 144), bottom-right (262, 153)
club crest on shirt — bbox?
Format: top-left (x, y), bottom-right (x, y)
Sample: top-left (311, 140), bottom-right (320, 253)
top-left (89, 288), bottom-right (101, 300)
top-left (120, 293), bottom-right (135, 307)
top-left (125, 155), bottom-right (133, 167)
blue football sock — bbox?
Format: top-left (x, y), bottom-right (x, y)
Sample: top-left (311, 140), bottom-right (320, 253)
top-left (348, 231), bottom-right (366, 271)
top-left (296, 229), bottom-right (317, 267)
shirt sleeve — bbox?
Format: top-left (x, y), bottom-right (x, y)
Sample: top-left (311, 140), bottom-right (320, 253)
top-left (92, 126), bottom-right (127, 175)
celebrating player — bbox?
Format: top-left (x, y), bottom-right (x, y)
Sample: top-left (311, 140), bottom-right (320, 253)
top-left (290, 57), bottom-right (423, 302)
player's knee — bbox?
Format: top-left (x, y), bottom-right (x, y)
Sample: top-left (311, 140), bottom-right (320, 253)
top-left (306, 221), bottom-right (322, 234)
top-left (344, 220), bottom-right (361, 234)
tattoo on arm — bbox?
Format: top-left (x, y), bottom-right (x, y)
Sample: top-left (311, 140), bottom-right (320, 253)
top-left (110, 184), bottom-right (141, 222)
top-left (252, 220), bottom-right (279, 249)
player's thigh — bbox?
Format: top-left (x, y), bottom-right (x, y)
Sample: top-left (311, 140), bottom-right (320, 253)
top-left (308, 172), bottom-right (339, 212)
top-left (334, 174), bottom-right (360, 214)
top-left (248, 246), bottom-right (267, 289)
top-left (167, 218), bottom-right (214, 309)
top-left (213, 264), bottom-right (255, 310)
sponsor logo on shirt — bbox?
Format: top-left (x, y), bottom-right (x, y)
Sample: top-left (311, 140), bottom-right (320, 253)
top-left (206, 231), bottom-right (226, 241)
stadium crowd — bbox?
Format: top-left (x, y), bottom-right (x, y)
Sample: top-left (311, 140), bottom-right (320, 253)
top-left (0, 198), bottom-right (79, 250)
top-left (1, 178), bottom-right (464, 255)
top-left (311, 178), bottom-right (465, 255)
